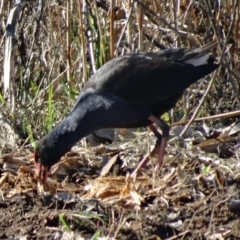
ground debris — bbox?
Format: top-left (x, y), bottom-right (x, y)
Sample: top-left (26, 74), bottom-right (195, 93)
top-left (0, 134), bottom-right (240, 239)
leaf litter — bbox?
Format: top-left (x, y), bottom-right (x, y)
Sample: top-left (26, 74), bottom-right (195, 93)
top-left (0, 126), bottom-right (240, 239)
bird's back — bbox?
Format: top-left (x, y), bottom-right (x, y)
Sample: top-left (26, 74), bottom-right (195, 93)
top-left (79, 42), bottom-right (218, 113)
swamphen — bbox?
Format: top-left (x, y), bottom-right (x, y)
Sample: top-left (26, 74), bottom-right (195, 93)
top-left (34, 41), bottom-right (219, 183)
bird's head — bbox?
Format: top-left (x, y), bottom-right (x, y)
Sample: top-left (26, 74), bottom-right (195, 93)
top-left (34, 151), bottom-right (50, 184)
top-left (34, 137), bottom-right (59, 184)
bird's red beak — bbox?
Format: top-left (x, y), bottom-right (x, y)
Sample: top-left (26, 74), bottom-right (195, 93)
top-left (34, 152), bottom-right (50, 184)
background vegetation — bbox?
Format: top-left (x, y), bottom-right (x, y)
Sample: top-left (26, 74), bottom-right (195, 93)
top-left (0, 0), bottom-right (239, 151)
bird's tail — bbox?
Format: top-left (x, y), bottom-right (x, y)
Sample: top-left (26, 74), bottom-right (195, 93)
top-left (182, 41), bottom-right (218, 66)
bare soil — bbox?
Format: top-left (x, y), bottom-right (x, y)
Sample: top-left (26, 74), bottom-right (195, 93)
top-left (0, 133), bottom-right (240, 240)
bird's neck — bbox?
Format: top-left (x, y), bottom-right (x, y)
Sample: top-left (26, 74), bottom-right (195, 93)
top-left (44, 91), bottom-right (117, 158)
top-left (47, 110), bottom-right (98, 155)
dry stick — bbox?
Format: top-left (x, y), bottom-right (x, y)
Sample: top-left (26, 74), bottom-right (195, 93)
top-left (115, 3), bottom-right (133, 52)
top-left (180, 70), bottom-right (218, 137)
top-left (57, 3), bottom-right (62, 48)
top-left (181, 0), bottom-right (193, 24)
top-left (82, 1), bottom-right (95, 74)
top-left (221, 0), bottom-right (240, 105)
top-left (78, 0), bottom-right (88, 83)
top-left (35, 57), bottom-right (81, 100)
top-left (121, 0), bottom-right (168, 53)
top-left (113, 212), bottom-right (133, 239)
top-left (66, 0), bottom-right (72, 83)
top-left (179, 1), bottom-right (222, 137)
top-left (207, 195), bottom-right (232, 235)
top-left (234, 2), bottom-right (239, 40)
top-left (206, 0), bottom-right (240, 105)
top-left (138, 0), bottom-right (144, 51)
top-left (4, 1), bottom-right (27, 111)
top-left (85, 6), bottom-right (96, 74)
top-left (173, 0), bottom-right (180, 47)
top-left (180, 0), bottom-right (238, 137)
top-left (127, 0), bottom-right (132, 48)
top-left (171, 110), bottom-right (240, 126)
top-left (23, 0), bottom-right (43, 103)
top-left (93, 0), bottom-right (106, 63)
top-left (0, 0), bottom-right (3, 15)
top-left (135, 0), bottom-right (179, 34)
top-left (171, 0), bottom-right (180, 122)
top-left (151, 25), bottom-right (196, 37)
top-left (110, 0), bottom-right (116, 59)
top-left (116, 0), bottom-right (176, 53)
top-left (164, 231), bottom-right (191, 240)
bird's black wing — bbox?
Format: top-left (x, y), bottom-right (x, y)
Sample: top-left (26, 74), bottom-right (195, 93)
top-left (82, 43), bottom-right (218, 108)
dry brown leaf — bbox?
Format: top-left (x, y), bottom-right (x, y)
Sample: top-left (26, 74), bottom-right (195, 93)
top-left (129, 190), bottom-right (144, 205)
top-left (0, 172), bottom-right (8, 188)
top-left (121, 174), bottom-right (132, 195)
top-left (100, 154), bottom-right (119, 176)
top-left (215, 169), bottom-right (225, 188)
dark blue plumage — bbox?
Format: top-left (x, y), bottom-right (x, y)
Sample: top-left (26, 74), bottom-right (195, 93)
top-left (34, 42), bottom-right (219, 183)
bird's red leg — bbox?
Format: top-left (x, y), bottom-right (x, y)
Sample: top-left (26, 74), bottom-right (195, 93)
top-left (148, 115), bottom-right (169, 172)
top-left (131, 115), bottom-right (169, 177)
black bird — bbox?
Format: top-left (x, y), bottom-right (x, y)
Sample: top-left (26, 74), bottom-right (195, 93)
top-left (34, 41), bottom-right (219, 183)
